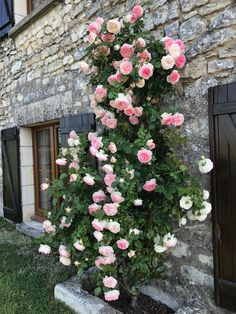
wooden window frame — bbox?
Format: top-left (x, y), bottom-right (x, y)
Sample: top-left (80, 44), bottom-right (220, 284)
top-left (26, 0), bottom-right (33, 14)
top-left (32, 123), bottom-right (59, 220)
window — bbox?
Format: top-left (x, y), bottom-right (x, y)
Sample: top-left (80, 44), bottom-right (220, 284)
top-left (32, 124), bottom-right (60, 219)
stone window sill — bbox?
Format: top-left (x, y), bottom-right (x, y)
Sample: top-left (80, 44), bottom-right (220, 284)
top-left (9, 0), bottom-right (62, 38)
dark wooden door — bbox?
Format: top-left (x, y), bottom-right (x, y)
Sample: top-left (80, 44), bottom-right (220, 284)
top-left (1, 127), bottom-right (22, 223)
top-left (209, 81), bottom-right (236, 312)
top-left (0, 0), bottom-right (14, 38)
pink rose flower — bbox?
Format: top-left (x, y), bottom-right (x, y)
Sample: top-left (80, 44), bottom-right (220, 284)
top-left (101, 33), bottom-right (115, 42)
top-left (103, 276), bottom-right (117, 289)
top-left (92, 190), bottom-right (106, 203)
top-left (104, 290), bottom-right (120, 302)
top-left (99, 46), bottom-right (111, 56)
top-left (56, 158), bottom-right (67, 166)
top-left (107, 187), bottom-right (115, 194)
top-left (117, 239), bottom-right (129, 250)
top-left (41, 183), bottom-right (49, 191)
top-left (110, 156), bottom-right (117, 163)
top-left (93, 231), bottom-right (103, 242)
top-left (70, 174), bottom-right (77, 182)
top-left (104, 173), bottom-right (116, 187)
top-left (163, 233), bottom-right (177, 248)
top-left (120, 60), bottom-right (133, 75)
top-left (138, 63), bottom-right (153, 80)
top-left (79, 61), bottom-right (90, 74)
top-left (129, 14), bottom-right (137, 24)
top-left (143, 179), bottom-right (157, 192)
top-left (120, 44), bottom-right (134, 59)
top-left (96, 150), bottom-right (108, 161)
top-left (88, 203), bottom-right (101, 215)
top-left (163, 37), bottom-right (174, 50)
top-left (111, 191), bottom-right (124, 204)
top-left (137, 149), bottom-right (152, 164)
top-left (137, 49), bottom-right (151, 63)
top-left (161, 112), bottom-right (173, 125)
top-left (108, 142), bottom-right (117, 153)
top-left (175, 55), bottom-right (186, 69)
top-left (146, 139), bottom-right (155, 150)
top-left (124, 106), bottom-right (135, 116)
top-left (104, 255), bottom-right (116, 264)
top-left (92, 219), bottom-right (107, 231)
top-left (94, 85), bottom-right (107, 102)
top-left (107, 18), bottom-right (121, 34)
top-left (167, 70), bottom-right (180, 84)
top-left (134, 106), bottom-right (143, 117)
top-left (108, 72), bottom-right (123, 86)
top-left (132, 4), bottom-right (144, 19)
top-left (102, 164), bottom-right (114, 173)
top-left (172, 113), bottom-right (184, 127)
top-left (73, 240), bottom-right (85, 251)
top-left (69, 130), bottom-right (78, 139)
top-left (129, 116), bottom-right (139, 125)
top-left (88, 132), bottom-right (98, 141)
top-left (106, 118), bottom-right (117, 129)
top-left (136, 37), bottom-right (146, 47)
top-left (112, 60), bottom-right (119, 70)
top-left (60, 216), bottom-right (71, 228)
top-left (96, 17), bottom-right (104, 25)
top-left (103, 203), bottom-right (118, 216)
top-left (88, 32), bottom-right (97, 44)
top-left (106, 221), bottom-right (120, 233)
top-left (114, 94), bottom-right (130, 111)
top-left (43, 220), bottom-right (56, 234)
top-left (175, 39), bottom-right (185, 52)
top-left (99, 246), bottom-right (114, 256)
top-left (59, 244), bottom-right (71, 258)
top-left (69, 160), bottom-right (79, 170)
top-left (83, 174), bottom-right (95, 186)
top-left (88, 22), bottom-right (101, 35)
top-left (91, 136), bottom-right (103, 150)
top-left (89, 146), bottom-right (98, 156)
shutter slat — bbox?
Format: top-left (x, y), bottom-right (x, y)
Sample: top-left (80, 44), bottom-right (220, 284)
top-left (60, 113), bottom-right (95, 147)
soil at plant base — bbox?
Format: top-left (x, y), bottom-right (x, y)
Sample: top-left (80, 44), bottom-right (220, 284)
top-left (108, 291), bottom-right (174, 314)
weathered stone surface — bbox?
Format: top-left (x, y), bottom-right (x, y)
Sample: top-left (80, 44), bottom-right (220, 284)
top-left (16, 221), bottom-right (44, 238)
top-left (179, 16), bottom-right (206, 42)
top-left (153, 0), bottom-right (168, 9)
top-left (11, 61), bottom-right (22, 74)
top-left (154, 1), bottom-right (179, 26)
top-left (180, 0), bottom-right (208, 13)
top-left (199, 1), bottom-right (232, 16)
top-left (181, 265), bottom-right (214, 287)
top-left (164, 21), bottom-right (179, 37)
top-left (55, 276), bottom-right (121, 314)
top-left (176, 304), bottom-right (208, 314)
top-left (198, 254), bottom-right (213, 268)
top-left (187, 29), bottom-right (236, 58)
top-left (208, 59), bottom-right (234, 73)
top-left (209, 6), bottom-right (236, 30)
top-left (182, 56), bottom-right (207, 79)
top-left (219, 44), bottom-right (236, 58)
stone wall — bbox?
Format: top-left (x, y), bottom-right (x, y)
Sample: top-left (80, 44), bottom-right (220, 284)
top-left (0, 0), bottom-right (236, 312)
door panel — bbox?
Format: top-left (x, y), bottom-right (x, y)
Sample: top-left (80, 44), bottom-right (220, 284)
top-left (209, 82), bottom-right (236, 311)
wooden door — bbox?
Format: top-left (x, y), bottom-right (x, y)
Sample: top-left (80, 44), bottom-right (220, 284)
top-left (1, 127), bottom-right (22, 223)
top-left (209, 81), bottom-right (236, 312)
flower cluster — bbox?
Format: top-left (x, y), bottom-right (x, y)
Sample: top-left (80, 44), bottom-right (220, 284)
top-left (39, 4), bottom-right (214, 304)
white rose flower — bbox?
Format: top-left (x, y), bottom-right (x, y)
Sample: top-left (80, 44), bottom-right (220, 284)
top-left (200, 201), bottom-right (212, 215)
top-left (196, 214), bottom-right (207, 222)
top-left (163, 233), bottom-right (177, 248)
top-left (74, 139), bottom-right (80, 146)
top-left (154, 244), bottom-right (168, 253)
top-left (134, 199), bottom-right (143, 206)
top-left (59, 256), bottom-right (71, 266)
top-left (198, 157), bottom-right (213, 174)
top-left (179, 217), bottom-right (187, 227)
top-left (180, 196), bottom-right (193, 210)
top-left (168, 43), bottom-right (181, 58)
top-left (161, 55), bottom-right (175, 70)
top-left (39, 244), bottom-right (51, 255)
top-left (67, 138), bottom-right (74, 147)
top-left (202, 189), bottom-right (209, 200)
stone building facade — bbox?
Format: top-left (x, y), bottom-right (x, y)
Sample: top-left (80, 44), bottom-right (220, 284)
top-left (0, 0), bottom-right (236, 312)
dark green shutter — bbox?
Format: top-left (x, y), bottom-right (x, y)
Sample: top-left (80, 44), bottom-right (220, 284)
top-left (60, 113), bottom-right (96, 147)
top-left (0, 0), bottom-right (14, 38)
top-left (1, 127), bottom-right (22, 222)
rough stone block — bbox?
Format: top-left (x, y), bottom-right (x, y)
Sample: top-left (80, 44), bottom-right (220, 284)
top-left (179, 16), bottom-right (206, 42)
top-left (198, 1), bottom-right (232, 16)
top-left (182, 56), bottom-right (207, 79)
top-left (180, 0), bottom-right (208, 13)
top-left (209, 6), bottom-right (236, 31)
top-left (219, 44), bottom-right (236, 58)
top-left (208, 59), bottom-right (234, 73)
top-left (54, 276), bottom-right (121, 314)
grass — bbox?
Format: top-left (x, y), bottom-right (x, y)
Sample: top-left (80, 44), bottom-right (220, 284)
top-left (0, 218), bottom-right (74, 314)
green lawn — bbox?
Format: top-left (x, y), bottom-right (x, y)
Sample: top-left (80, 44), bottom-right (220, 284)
top-left (0, 218), bottom-right (74, 314)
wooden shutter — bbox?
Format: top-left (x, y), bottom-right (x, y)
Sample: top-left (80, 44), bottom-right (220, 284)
top-left (0, 0), bottom-right (14, 38)
top-left (209, 81), bottom-right (236, 312)
top-left (60, 113), bottom-right (96, 147)
top-left (1, 127), bottom-right (22, 223)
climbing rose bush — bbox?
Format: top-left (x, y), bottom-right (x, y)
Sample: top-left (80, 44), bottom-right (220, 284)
top-left (39, 4), bottom-right (213, 303)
